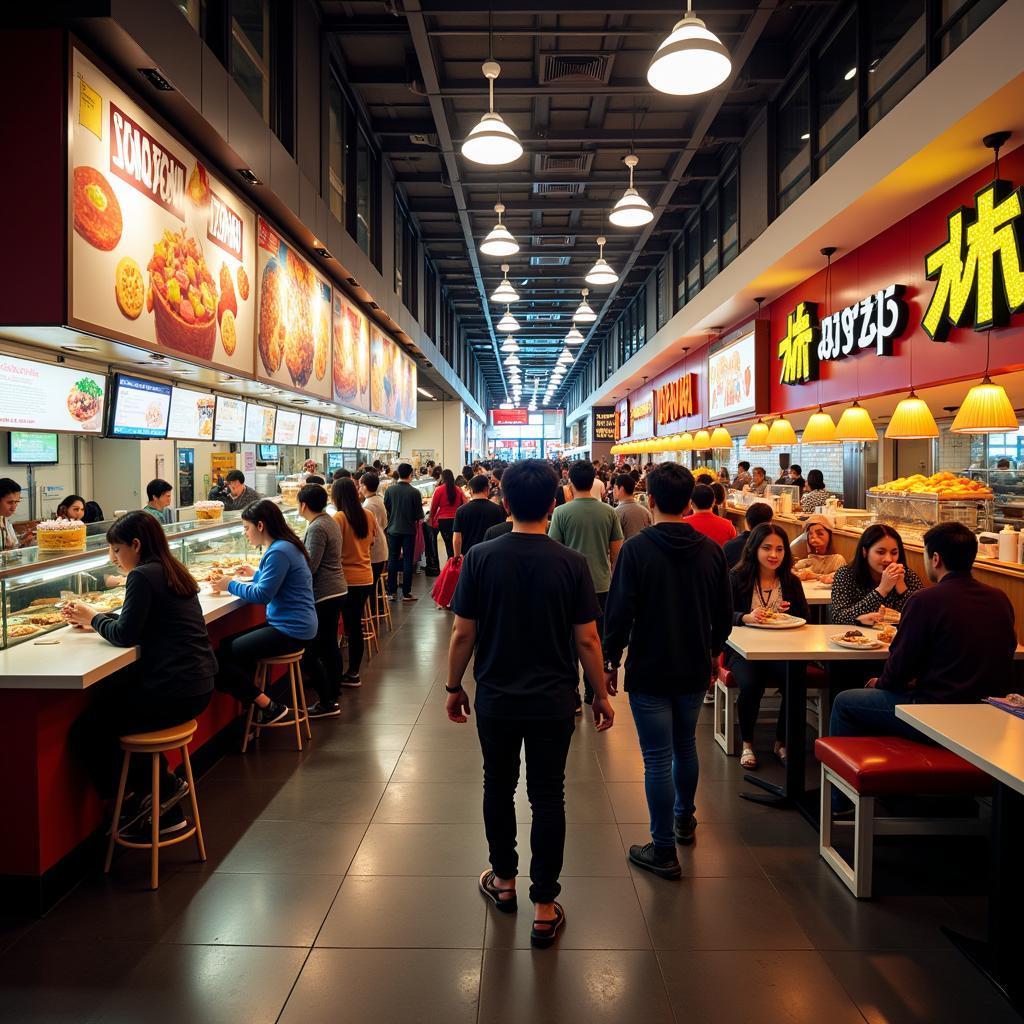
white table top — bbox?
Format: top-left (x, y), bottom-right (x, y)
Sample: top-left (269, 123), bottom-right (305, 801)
top-left (727, 623), bottom-right (894, 661)
top-left (0, 590), bottom-right (248, 690)
top-left (896, 704), bottom-right (1024, 797)
top-left (803, 583), bottom-right (832, 607)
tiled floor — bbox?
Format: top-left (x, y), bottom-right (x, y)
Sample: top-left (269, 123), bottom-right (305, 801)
top-left (2, 579), bottom-right (1020, 1023)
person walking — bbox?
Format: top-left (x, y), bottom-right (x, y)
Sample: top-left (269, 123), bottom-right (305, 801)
top-left (429, 468), bottom-right (466, 561)
top-left (683, 484), bottom-right (736, 545)
top-left (333, 478), bottom-right (377, 686)
top-left (453, 475), bottom-right (506, 557)
top-left (612, 473), bottom-right (652, 540)
top-left (446, 460), bottom-right (613, 948)
top-left (383, 463), bottom-right (424, 602)
top-left (603, 463), bottom-right (732, 878)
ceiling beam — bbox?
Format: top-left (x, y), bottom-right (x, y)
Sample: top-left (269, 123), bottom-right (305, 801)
top-left (421, 0), bottom-right (785, 11)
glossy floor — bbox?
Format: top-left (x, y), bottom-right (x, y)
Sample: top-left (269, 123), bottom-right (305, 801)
top-left (0, 581), bottom-right (1017, 1023)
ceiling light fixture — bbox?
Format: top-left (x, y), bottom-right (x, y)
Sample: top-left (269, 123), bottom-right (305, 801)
top-left (574, 288), bottom-right (597, 323)
top-left (585, 236), bottom-right (619, 286)
top-left (802, 407), bottom-right (838, 444)
top-left (496, 306), bottom-right (520, 332)
top-left (461, 60), bottom-right (523, 166)
top-left (745, 418), bottom-right (770, 448)
top-left (647, 1), bottom-right (732, 96)
top-left (609, 154), bottom-right (654, 227)
top-left (565, 321), bottom-right (584, 345)
top-left (503, 353), bottom-right (520, 366)
top-left (480, 203), bottom-right (519, 257)
top-left (834, 402), bottom-right (878, 442)
top-left (557, 347), bottom-right (574, 363)
top-left (490, 264), bottom-right (520, 304)
top-left (499, 337), bottom-right (520, 353)
top-left (709, 426), bottom-right (732, 449)
top-left (766, 416), bottom-right (797, 446)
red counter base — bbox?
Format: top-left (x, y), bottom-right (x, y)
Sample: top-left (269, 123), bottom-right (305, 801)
top-left (0, 604), bottom-right (266, 915)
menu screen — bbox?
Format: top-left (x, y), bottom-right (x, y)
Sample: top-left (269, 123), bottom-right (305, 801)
top-left (326, 451), bottom-right (344, 473)
top-left (8, 432), bottom-right (59, 464)
top-left (299, 414), bottom-right (320, 446)
top-left (0, 354), bottom-right (107, 434)
top-left (341, 422), bottom-right (358, 448)
top-left (109, 374), bottom-right (172, 438)
top-left (317, 417), bottom-right (336, 446)
top-left (167, 387), bottom-right (216, 440)
top-left (356, 425), bottom-right (370, 449)
top-left (257, 444), bottom-right (279, 461)
top-left (708, 331), bottom-right (757, 421)
top-left (214, 396), bottom-right (246, 441)
top-left (368, 427), bottom-right (379, 449)
top-left (244, 404), bottom-right (277, 443)
top-left (274, 409), bottom-right (301, 445)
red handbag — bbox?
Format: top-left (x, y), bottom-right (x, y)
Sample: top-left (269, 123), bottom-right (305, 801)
top-left (431, 555), bottom-right (462, 609)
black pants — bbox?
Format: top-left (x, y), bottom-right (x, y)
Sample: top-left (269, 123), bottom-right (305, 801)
top-left (437, 519), bottom-right (455, 560)
top-left (340, 584), bottom-right (373, 675)
top-left (387, 532), bottom-right (415, 596)
top-left (72, 675), bottom-right (212, 800)
top-left (574, 590), bottom-right (606, 703)
top-left (214, 623), bottom-right (308, 706)
top-left (423, 522), bottom-right (440, 573)
top-left (725, 653), bottom-right (805, 745)
top-left (302, 595), bottom-right (346, 705)
top-left (476, 712), bottom-right (575, 904)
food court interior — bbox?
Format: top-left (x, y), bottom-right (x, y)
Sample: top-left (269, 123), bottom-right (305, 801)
top-left (4, 1), bottom-right (1024, 1021)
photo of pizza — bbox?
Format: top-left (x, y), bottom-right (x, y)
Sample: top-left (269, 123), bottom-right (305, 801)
top-left (73, 166), bottom-right (123, 251)
top-left (333, 307), bottom-right (357, 401)
top-left (66, 377), bottom-right (104, 427)
top-left (314, 302), bottom-right (329, 381)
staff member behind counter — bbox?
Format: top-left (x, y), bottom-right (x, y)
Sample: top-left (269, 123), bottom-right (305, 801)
top-left (142, 479), bottom-right (174, 525)
top-left (219, 470), bottom-right (262, 512)
top-left (0, 478), bottom-right (35, 549)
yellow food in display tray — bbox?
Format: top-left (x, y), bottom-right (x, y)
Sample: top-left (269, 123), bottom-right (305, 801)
top-left (869, 472), bottom-right (993, 500)
top-left (35, 519), bottom-right (88, 551)
top-left (193, 501), bottom-right (225, 521)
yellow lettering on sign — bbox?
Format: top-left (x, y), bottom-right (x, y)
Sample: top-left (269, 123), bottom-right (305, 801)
top-left (78, 75), bottom-right (102, 140)
top-left (657, 374), bottom-right (695, 423)
top-left (778, 302), bottom-right (820, 386)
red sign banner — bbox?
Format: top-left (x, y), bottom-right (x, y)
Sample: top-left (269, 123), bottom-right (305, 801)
top-left (492, 409), bottom-right (529, 425)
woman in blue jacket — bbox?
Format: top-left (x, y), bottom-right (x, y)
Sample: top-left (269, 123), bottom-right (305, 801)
top-left (212, 500), bottom-right (317, 724)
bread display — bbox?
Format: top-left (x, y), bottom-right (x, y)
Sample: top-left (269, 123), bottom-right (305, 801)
top-left (869, 472), bottom-right (992, 500)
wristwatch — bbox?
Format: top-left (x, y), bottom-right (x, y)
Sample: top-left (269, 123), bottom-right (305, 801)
top-left (445, 683), bottom-right (464, 693)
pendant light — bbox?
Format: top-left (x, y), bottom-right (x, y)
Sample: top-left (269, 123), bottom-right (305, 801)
top-left (565, 321), bottom-right (584, 345)
top-left (745, 418), bottom-right (770, 448)
top-left (647, 2), bottom-right (733, 97)
top-left (802, 249), bottom-right (838, 444)
top-left (460, 30), bottom-right (523, 167)
top-left (490, 264), bottom-right (519, 304)
top-left (951, 330), bottom-right (1018, 435)
top-left (885, 311), bottom-right (938, 438)
top-left (835, 402), bottom-right (878, 442)
top-left (480, 203), bottom-right (519, 257)
top-left (499, 337), bottom-right (520, 353)
top-left (585, 236), bottom-right (619, 286)
top-left (609, 154), bottom-right (653, 228)
top-left (574, 288), bottom-right (597, 323)
top-left (766, 416), bottom-right (797, 446)
top-left (709, 426), bottom-right (732, 449)
top-left (693, 428), bottom-right (712, 449)
top-left (675, 431), bottom-right (694, 451)
top-left (558, 348), bottom-right (573, 364)
top-left (503, 353), bottom-right (520, 367)
top-left (496, 306), bottom-right (520, 332)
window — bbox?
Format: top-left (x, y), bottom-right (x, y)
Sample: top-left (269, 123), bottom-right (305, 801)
top-left (673, 239), bottom-right (686, 312)
top-left (634, 286), bottom-right (647, 349)
top-left (940, 0), bottom-right (1005, 58)
top-left (778, 74), bottom-right (810, 212)
top-left (701, 195), bottom-right (719, 284)
top-left (423, 259), bottom-right (437, 341)
top-left (231, 0), bottom-right (270, 122)
top-left (394, 198), bottom-right (405, 301)
top-left (355, 129), bottom-right (380, 266)
top-left (685, 219), bottom-right (701, 302)
top-left (866, 0), bottom-right (926, 127)
top-left (656, 264), bottom-right (669, 329)
top-left (817, 13), bottom-right (859, 175)
top-left (326, 75), bottom-right (348, 222)
top-left (721, 171), bottom-right (739, 267)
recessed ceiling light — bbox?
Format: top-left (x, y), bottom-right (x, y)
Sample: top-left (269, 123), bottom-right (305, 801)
top-left (237, 168), bottom-right (261, 185)
top-left (139, 67), bottom-right (174, 91)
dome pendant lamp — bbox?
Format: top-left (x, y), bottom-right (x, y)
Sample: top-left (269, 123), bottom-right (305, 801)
top-left (490, 264), bottom-right (519, 304)
top-left (480, 203), bottom-right (519, 257)
top-left (499, 336), bottom-right (520, 353)
top-left (802, 406), bottom-right (838, 444)
top-left (461, 61), bottom-right (523, 166)
top-left (609, 154), bottom-right (653, 228)
top-left (496, 306), bottom-right (520, 333)
top-left (766, 416), bottom-right (798, 446)
top-left (951, 377), bottom-right (1019, 434)
top-left (647, 1), bottom-right (733, 97)
top-left (709, 426), bottom-right (733, 449)
top-left (835, 401), bottom-right (878, 442)
top-left (565, 321), bottom-right (585, 345)
top-left (886, 392), bottom-right (939, 439)
top-left (585, 236), bottom-right (619, 286)
top-left (574, 288), bottom-right (597, 323)
top-left (745, 417), bottom-right (770, 448)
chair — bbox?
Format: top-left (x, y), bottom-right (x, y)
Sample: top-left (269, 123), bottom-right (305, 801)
top-left (105, 720), bottom-right (205, 890)
top-left (362, 611), bottom-right (379, 659)
top-left (241, 650), bottom-right (310, 753)
top-left (374, 573), bottom-right (393, 633)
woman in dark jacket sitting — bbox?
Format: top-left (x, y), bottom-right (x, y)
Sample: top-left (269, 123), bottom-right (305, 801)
top-left (725, 523), bottom-right (809, 771)
top-left (65, 512), bottom-right (216, 840)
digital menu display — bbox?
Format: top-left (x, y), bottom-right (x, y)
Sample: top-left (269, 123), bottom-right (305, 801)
top-left (214, 396), bottom-right (246, 442)
top-left (8, 432), bottom-right (59, 464)
top-left (356, 425), bottom-right (370, 449)
top-left (341, 422), bottom-right (358, 448)
top-left (257, 444), bottom-right (279, 462)
top-left (0, 354), bottom-right (107, 434)
top-left (274, 409), bottom-right (301, 445)
top-left (326, 451), bottom-right (345, 473)
top-left (244, 404), bottom-right (277, 443)
top-left (708, 330), bottom-right (757, 421)
top-left (299, 414), bottom-right (320, 446)
top-left (109, 374), bottom-right (172, 438)
top-left (317, 417), bottom-right (336, 446)
top-left (167, 387), bottom-right (216, 440)
top-left (368, 427), bottom-right (379, 449)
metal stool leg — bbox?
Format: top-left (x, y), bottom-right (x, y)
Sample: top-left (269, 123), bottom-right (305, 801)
top-left (288, 662), bottom-right (303, 751)
top-left (181, 744), bottom-right (206, 862)
top-left (241, 662), bottom-right (265, 753)
top-left (105, 750), bottom-right (132, 872)
top-left (294, 662), bottom-right (312, 740)
top-left (150, 753), bottom-right (160, 890)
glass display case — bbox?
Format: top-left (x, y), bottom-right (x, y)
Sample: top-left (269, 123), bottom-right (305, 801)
top-left (865, 491), bottom-right (994, 545)
top-left (728, 483), bottom-right (800, 516)
top-left (961, 466), bottom-right (1024, 528)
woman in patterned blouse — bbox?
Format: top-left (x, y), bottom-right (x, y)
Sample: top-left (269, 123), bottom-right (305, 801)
top-left (800, 470), bottom-right (834, 512)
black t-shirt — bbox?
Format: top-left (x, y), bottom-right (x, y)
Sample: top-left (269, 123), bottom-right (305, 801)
top-left (450, 533), bottom-right (600, 718)
top-left (483, 520), bottom-right (513, 542)
top-left (453, 498), bottom-right (507, 554)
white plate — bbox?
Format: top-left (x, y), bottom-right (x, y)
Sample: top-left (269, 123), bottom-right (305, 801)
top-left (829, 634), bottom-right (884, 650)
top-left (746, 615), bottom-right (807, 630)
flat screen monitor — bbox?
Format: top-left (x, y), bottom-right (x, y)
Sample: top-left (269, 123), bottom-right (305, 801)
top-left (0, 354), bottom-right (106, 434)
top-left (167, 387), bottom-right (215, 440)
top-left (317, 417), bottom-right (336, 446)
top-left (244, 404), bottom-right (277, 444)
top-left (299, 414), bottom-right (320, 446)
top-left (367, 427), bottom-right (379, 449)
top-left (274, 409), bottom-right (301, 445)
top-left (341, 422), bottom-right (358, 448)
top-left (326, 451), bottom-right (344, 473)
top-left (257, 444), bottom-right (279, 462)
top-left (213, 396), bottom-right (246, 442)
top-left (109, 374), bottom-right (172, 438)
top-left (8, 431), bottom-right (59, 464)
top-left (356, 425), bottom-right (370, 449)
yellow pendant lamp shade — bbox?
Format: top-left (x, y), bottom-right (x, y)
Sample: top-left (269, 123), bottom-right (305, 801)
top-left (835, 402), bottom-right (878, 442)
top-left (709, 426), bottom-right (733, 449)
top-left (766, 417), bottom-right (797, 446)
top-left (950, 376), bottom-right (1019, 434)
top-left (801, 407), bottom-right (837, 444)
top-left (676, 431), bottom-right (694, 451)
top-left (745, 418), bottom-right (770, 448)
top-left (885, 392), bottom-right (939, 440)
top-left (692, 428), bottom-right (712, 449)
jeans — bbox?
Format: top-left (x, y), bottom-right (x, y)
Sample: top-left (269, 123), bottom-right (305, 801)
top-left (386, 532), bottom-right (415, 597)
top-left (214, 624), bottom-right (308, 706)
top-left (725, 652), bottom-right (804, 745)
top-left (629, 691), bottom-right (706, 847)
top-left (340, 584), bottom-right (373, 675)
top-left (828, 687), bottom-right (932, 742)
top-left (476, 712), bottom-right (575, 904)
top-left (437, 519), bottom-right (455, 560)
top-left (302, 595), bottom-right (346, 705)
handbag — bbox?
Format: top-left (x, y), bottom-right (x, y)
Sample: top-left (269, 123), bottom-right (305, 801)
top-left (431, 555), bottom-right (462, 609)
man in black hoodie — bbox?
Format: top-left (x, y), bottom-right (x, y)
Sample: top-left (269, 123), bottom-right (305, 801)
top-left (603, 462), bottom-right (733, 879)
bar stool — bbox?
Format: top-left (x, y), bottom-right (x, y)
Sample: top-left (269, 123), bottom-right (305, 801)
top-left (105, 719), bottom-right (205, 890)
top-left (374, 573), bottom-right (393, 633)
top-left (241, 650), bottom-right (310, 753)
top-left (362, 611), bottom-right (379, 659)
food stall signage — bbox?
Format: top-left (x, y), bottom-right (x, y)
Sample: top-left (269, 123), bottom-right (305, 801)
top-left (923, 179), bottom-right (1024, 340)
top-left (616, 400), bottom-right (629, 440)
top-left (592, 407), bottom-right (617, 442)
top-left (492, 409), bottom-right (529, 425)
top-left (109, 102), bottom-right (186, 219)
top-left (657, 373), bottom-right (696, 424)
top-left (207, 191), bottom-right (243, 261)
top-left (629, 398), bottom-right (652, 423)
top-left (777, 302), bottom-right (821, 385)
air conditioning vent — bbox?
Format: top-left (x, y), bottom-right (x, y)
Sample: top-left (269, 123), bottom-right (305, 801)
top-left (533, 234), bottom-right (576, 248)
top-left (532, 182), bottom-right (586, 196)
top-left (525, 313), bottom-right (562, 322)
top-left (535, 153), bottom-right (594, 174)
top-left (540, 52), bottom-right (614, 85)
top-left (529, 255), bottom-right (571, 267)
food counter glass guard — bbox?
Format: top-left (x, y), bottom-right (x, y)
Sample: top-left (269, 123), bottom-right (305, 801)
top-left (0, 508), bottom-right (306, 650)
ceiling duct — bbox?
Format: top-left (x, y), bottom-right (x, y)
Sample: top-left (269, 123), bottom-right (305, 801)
top-left (532, 182), bottom-right (586, 196)
top-left (535, 152), bottom-right (594, 175)
top-left (539, 52), bottom-right (614, 86)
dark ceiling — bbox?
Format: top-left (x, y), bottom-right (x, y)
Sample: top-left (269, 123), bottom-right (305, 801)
top-left (322, 0), bottom-right (840, 406)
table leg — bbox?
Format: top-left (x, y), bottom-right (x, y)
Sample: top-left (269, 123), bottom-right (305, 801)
top-left (942, 781), bottom-right (1024, 1012)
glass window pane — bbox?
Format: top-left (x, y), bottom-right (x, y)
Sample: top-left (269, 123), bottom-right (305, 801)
top-left (327, 78), bottom-right (346, 221)
top-left (778, 74), bottom-right (810, 212)
top-left (685, 220), bottom-right (701, 301)
top-left (941, 0), bottom-right (1005, 57)
top-left (356, 133), bottom-right (371, 256)
top-left (673, 240), bottom-right (685, 311)
top-left (721, 172), bottom-right (738, 267)
top-left (232, 0), bottom-right (265, 56)
top-left (702, 196), bottom-right (719, 283)
top-left (866, 0), bottom-right (926, 127)
top-left (817, 13), bottom-right (859, 174)
top-left (231, 35), bottom-right (265, 118)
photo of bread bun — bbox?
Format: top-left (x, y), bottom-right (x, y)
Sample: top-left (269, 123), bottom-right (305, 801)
top-left (314, 300), bottom-right (329, 381)
top-left (73, 166), bottom-right (123, 251)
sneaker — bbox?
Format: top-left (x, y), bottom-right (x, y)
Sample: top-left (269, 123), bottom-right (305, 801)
top-left (674, 814), bottom-right (697, 845)
top-left (387, 592), bottom-right (399, 602)
top-left (702, 690), bottom-right (715, 705)
top-left (340, 674), bottom-right (362, 688)
top-left (402, 594), bottom-right (418, 603)
top-left (307, 701), bottom-right (341, 719)
top-left (628, 842), bottom-right (682, 879)
top-left (257, 701), bottom-right (292, 726)
top-left (122, 804), bottom-right (190, 845)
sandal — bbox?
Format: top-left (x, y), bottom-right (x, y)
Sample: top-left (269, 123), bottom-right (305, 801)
top-left (773, 744), bottom-right (788, 766)
top-left (530, 902), bottom-right (566, 949)
top-left (740, 749), bottom-right (758, 770)
top-left (479, 870), bottom-right (517, 913)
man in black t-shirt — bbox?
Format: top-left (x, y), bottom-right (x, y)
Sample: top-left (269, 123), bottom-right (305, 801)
top-left (447, 460), bottom-right (613, 949)
top-left (452, 475), bottom-right (506, 556)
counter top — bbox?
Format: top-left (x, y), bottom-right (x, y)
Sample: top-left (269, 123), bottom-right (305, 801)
top-left (0, 590), bottom-right (248, 691)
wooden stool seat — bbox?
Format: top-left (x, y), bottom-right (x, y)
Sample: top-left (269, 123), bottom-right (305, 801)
top-left (241, 649), bottom-right (311, 753)
top-left (106, 719), bottom-right (205, 890)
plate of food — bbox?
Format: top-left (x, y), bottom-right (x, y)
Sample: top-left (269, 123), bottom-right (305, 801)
top-left (747, 611), bottom-right (807, 629)
top-left (829, 629), bottom-right (884, 650)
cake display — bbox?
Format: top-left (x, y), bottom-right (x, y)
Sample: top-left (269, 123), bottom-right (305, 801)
top-left (36, 519), bottom-right (88, 551)
top-left (194, 500), bottom-right (224, 521)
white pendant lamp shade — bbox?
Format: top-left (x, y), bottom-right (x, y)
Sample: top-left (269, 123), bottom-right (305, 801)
top-left (574, 288), bottom-right (597, 323)
top-left (496, 307), bottom-right (520, 332)
top-left (585, 236), bottom-right (619, 286)
top-left (490, 264), bottom-right (519, 304)
top-left (481, 203), bottom-right (519, 257)
top-left (558, 347), bottom-right (574, 363)
top-left (647, 7), bottom-right (733, 96)
top-left (503, 353), bottom-right (520, 366)
top-left (834, 402), bottom-right (878, 442)
top-left (499, 337), bottom-right (520, 353)
top-left (461, 61), bottom-right (523, 166)
top-left (951, 377), bottom-right (1019, 434)
top-left (801, 407), bottom-right (837, 444)
top-left (766, 416), bottom-right (798, 446)
top-left (565, 323), bottom-right (585, 345)
top-left (885, 392), bottom-right (939, 440)
top-left (609, 154), bottom-right (654, 228)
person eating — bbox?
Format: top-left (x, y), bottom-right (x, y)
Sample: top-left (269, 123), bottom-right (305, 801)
top-left (792, 514), bottom-right (846, 583)
top-left (830, 524), bottom-right (922, 626)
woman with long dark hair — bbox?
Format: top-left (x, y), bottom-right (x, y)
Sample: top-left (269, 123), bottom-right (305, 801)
top-left (830, 523), bottom-right (922, 626)
top-left (429, 468), bottom-right (465, 560)
top-left (333, 478), bottom-right (377, 685)
top-left (56, 494), bottom-right (87, 521)
top-left (726, 523), bottom-right (809, 770)
top-left (64, 512), bottom-right (216, 840)
top-left (211, 500), bottom-right (317, 724)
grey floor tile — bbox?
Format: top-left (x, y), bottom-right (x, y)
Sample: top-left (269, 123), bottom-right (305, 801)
top-left (373, 781), bottom-right (485, 823)
top-left (257, 779), bottom-right (387, 824)
top-left (349, 823), bottom-right (490, 875)
top-left (617, 822), bottom-right (765, 878)
top-left (279, 948), bottom-right (481, 1024)
top-left (199, 819), bottom-right (366, 875)
top-left (561, 824), bottom-right (633, 877)
top-left (391, 748), bottom-right (486, 782)
top-left (313, 722), bottom-right (415, 751)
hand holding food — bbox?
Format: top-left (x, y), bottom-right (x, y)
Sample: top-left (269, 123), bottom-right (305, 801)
top-left (63, 600), bottom-right (99, 628)
top-left (857, 611), bottom-right (883, 626)
top-left (233, 564), bottom-right (255, 578)
top-left (209, 573), bottom-right (231, 593)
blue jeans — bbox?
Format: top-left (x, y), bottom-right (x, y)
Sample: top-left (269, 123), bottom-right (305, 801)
top-left (629, 691), bottom-right (705, 848)
top-left (386, 532), bottom-right (415, 597)
top-left (828, 687), bottom-right (931, 742)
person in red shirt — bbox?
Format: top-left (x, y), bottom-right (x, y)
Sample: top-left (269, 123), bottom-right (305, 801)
top-left (429, 468), bottom-right (467, 560)
top-left (684, 484), bottom-right (736, 546)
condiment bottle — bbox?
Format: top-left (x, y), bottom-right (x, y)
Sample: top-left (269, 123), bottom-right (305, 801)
top-left (998, 523), bottom-right (1019, 563)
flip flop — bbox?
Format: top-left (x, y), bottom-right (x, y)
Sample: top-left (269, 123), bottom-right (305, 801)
top-left (530, 902), bottom-right (566, 949)
top-left (479, 870), bottom-right (517, 913)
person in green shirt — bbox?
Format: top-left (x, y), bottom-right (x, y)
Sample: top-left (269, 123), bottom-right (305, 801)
top-left (548, 461), bottom-right (623, 711)
top-left (142, 479), bottom-right (174, 526)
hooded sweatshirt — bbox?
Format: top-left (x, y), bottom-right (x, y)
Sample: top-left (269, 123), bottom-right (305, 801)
top-left (603, 522), bottom-right (733, 695)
